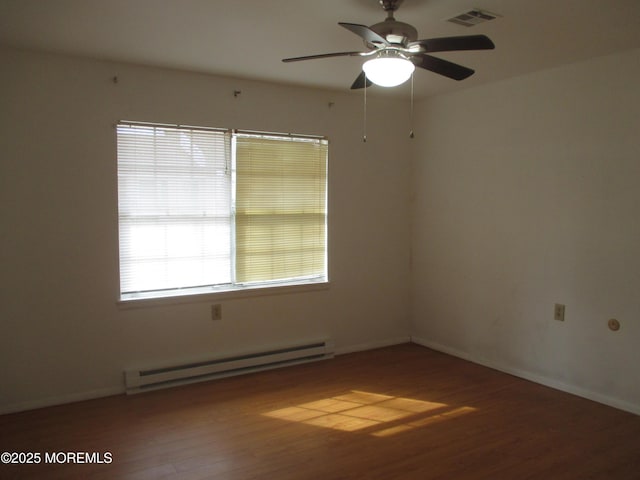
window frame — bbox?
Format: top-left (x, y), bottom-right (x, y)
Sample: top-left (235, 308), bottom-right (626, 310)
top-left (116, 121), bottom-right (330, 306)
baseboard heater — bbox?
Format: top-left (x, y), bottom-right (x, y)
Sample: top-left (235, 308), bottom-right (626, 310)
top-left (124, 339), bottom-right (334, 394)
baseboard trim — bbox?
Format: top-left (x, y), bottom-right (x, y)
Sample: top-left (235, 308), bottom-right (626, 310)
top-left (410, 336), bottom-right (640, 416)
top-left (11, 336), bottom-right (634, 417)
top-left (0, 386), bottom-right (125, 415)
top-left (2, 338), bottom-right (412, 414)
top-left (335, 336), bottom-right (412, 356)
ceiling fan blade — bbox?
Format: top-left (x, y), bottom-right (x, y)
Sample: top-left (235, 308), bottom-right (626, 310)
top-left (411, 54), bottom-right (475, 81)
top-left (350, 71), bottom-right (373, 90)
top-left (339, 22), bottom-right (389, 46)
top-left (409, 35), bottom-right (495, 53)
top-left (283, 51), bottom-right (366, 62)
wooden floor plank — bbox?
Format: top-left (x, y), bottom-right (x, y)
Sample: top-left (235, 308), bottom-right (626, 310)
top-left (1, 344), bottom-right (639, 479)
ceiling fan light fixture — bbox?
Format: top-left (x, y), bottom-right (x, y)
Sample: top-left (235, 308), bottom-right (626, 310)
top-left (363, 55), bottom-right (415, 87)
top-left (282, 0), bottom-right (494, 90)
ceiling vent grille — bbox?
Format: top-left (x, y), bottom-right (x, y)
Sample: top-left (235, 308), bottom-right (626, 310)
top-left (446, 9), bottom-right (499, 27)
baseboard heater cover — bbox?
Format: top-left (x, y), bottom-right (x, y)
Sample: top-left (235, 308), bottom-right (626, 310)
top-left (124, 339), bottom-right (334, 394)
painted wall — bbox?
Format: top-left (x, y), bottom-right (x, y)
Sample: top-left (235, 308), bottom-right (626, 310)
top-left (411, 48), bottom-right (640, 413)
top-left (3, 44), bottom-right (638, 415)
top-left (0, 48), bottom-right (412, 413)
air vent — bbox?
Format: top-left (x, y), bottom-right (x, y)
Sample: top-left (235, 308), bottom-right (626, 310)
top-left (447, 9), bottom-right (499, 27)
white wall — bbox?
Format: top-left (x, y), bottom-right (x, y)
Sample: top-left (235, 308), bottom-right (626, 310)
top-left (0, 48), bottom-right (412, 413)
top-left (411, 48), bottom-right (640, 413)
top-left (3, 44), bottom-right (639, 416)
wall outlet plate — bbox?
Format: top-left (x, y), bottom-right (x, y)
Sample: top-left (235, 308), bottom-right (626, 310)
top-left (554, 303), bottom-right (565, 321)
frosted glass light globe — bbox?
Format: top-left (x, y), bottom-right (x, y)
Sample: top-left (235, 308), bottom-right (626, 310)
top-left (362, 57), bottom-right (415, 87)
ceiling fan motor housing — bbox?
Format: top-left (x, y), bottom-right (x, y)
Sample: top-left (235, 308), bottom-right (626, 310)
top-left (369, 0), bottom-right (416, 47)
top-left (369, 19), bottom-right (417, 46)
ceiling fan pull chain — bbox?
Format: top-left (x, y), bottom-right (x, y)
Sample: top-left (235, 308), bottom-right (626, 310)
top-left (363, 74), bottom-right (368, 143)
top-left (409, 72), bottom-right (415, 139)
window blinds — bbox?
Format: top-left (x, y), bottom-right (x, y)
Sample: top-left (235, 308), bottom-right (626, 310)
top-left (117, 123), bottom-right (231, 294)
top-left (235, 134), bottom-right (328, 284)
top-left (117, 123), bottom-right (328, 299)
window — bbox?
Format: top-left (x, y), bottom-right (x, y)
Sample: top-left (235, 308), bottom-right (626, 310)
top-left (117, 122), bottom-right (328, 301)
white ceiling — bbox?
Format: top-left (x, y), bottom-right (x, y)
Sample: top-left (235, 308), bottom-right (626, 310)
top-left (2, 0), bottom-right (640, 98)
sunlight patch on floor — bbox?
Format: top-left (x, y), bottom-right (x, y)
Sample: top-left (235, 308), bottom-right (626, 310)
top-left (263, 390), bottom-right (476, 437)
top-left (372, 406), bottom-right (477, 437)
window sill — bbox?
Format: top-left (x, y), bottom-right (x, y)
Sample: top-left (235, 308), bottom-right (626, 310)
top-left (116, 280), bottom-right (330, 310)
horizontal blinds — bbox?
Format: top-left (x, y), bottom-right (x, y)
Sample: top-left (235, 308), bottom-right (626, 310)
top-left (117, 123), bottom-right (232, 293)
top-left (235, 135), bottom-right (328, 283)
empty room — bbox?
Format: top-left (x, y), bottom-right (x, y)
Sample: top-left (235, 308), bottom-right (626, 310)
top-left (1, 0), bottom-right (639, 478)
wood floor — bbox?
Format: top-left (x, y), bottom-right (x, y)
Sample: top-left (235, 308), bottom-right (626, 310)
top-left (1, 344), bottom-right (639, 479)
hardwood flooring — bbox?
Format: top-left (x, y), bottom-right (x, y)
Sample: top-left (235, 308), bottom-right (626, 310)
top-left (1, 344), bottom-right (639, 479)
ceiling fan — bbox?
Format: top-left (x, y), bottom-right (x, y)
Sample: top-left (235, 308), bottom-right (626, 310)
top-left (283, 0), bottom-right (495, 89)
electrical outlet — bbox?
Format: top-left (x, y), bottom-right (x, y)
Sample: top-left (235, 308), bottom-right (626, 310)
top-left (211, 304), bottom-right (222, 321)
top-left (554, 303), bottom-right (565, 321)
